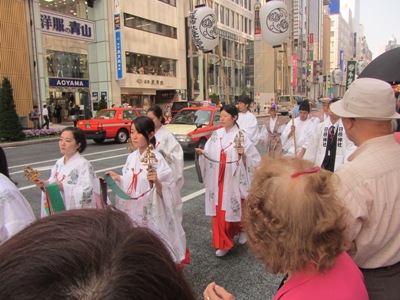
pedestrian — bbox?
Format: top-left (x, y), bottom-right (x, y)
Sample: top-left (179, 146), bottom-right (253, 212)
top-left (41, 104), bottom-right (49, 129)
top-left (196, 104), bottom-right (261, 257)
top-left (0, 209), bottom-right (196, 299)
top-left (281, 100), bottom-right (316, 158)
top-left (30, 105), bottom-right (41, 129)
top-left (105, 116), bottom-right (188, 265)
top-left (147, 105), bottom-right (184, 191)
top-left (69, 104), bottom-right (79, 127)
top-left (55, 103), bottom-right (62, 123)
top-left (304, 98), bottom-right (356, 172)
top-left (330, 78), bottom-right (400, 299)
top-left (0, 146), bottom-right (35, 244)
top-left (34, 127), bottom-right (101, 217)
top-left (259, 104), bottom-right (286, 157)
top-left (204, 157), bottom-right (368, 300)
top-left (256, 102), bottom-right (260, 115)
top-left (236, 95), bottom-right (260, 146)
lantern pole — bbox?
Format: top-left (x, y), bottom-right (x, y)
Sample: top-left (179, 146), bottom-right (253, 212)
top-left (215, 43), bottom-right (230, 104)
top-left (282, 42), bottom-right (297, 155)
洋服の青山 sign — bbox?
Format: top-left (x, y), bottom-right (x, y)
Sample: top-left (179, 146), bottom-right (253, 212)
top-left (49, 78), bottom-right (90, 88)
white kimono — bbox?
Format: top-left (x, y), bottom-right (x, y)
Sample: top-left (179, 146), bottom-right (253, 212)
top-left (155, 125), bottom-right (184, 191)
top-left (303, 119), bottom-right (356, 171)
top-left (0, 173), bottom-right (35, 244)
top-left (116, 149), bottom-right (187, 263)
top-left (41, 152), bottom-right (100, 217)
top-left (199, 127), bottom-right (261, 222)
top-left (281, 117), bottom-right (316, 157)
top-left (237, 111), bottom-right (260, 146)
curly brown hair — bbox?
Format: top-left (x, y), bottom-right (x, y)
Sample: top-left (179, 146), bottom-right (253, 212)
top-left (243, 156), bottom-right (349, 274)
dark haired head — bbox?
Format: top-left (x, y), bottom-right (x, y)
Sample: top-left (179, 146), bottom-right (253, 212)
top-left (220, 104), bottom-right (239, 128)
top-left (147, 105), bottom-right (165, 125)
top-left (0, 146), bottom-right (10, 179)
top-left (0, 208), bottom-right (196, 300)
top-left (33, 105), bottom-right (38, 109)
top-left (61, 127), bottom-right (87, 153)
top-left (237, 95), bottom-right (252, 106)
top-left (132, 116), bottom-right (156, 147)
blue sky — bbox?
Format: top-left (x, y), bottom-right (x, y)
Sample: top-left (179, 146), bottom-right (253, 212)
top-left (360, 1), bottom-right (400, 59)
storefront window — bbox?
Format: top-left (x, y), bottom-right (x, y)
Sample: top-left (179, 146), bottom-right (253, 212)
top-left (125, 52), bottom-right (177, 77)
top-left (46, 50), bottom-right (88, 79)
top-left (39, 0), bottom-right (88, 19)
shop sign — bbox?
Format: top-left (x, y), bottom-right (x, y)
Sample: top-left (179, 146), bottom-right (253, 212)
top-left (345, 60), bottom-right (357, 91)
top-left (49, 78), bottom-right (89, 88)
top-left (101, 91), bottom-right (108, 101)
top-left (40, 10), bottom-right (95, 42)
top-left (114, 14), bottom-right (124, 80)
top-left (92, 92), bottom-right (98, 101)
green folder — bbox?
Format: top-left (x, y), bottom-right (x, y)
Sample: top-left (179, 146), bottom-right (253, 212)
top-left (45, 183), bottom-right (66, 213)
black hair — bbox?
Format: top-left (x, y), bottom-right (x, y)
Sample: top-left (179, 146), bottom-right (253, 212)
top-left (0, 208), bottom-right (196, 299)
top-left (132, 116), bottom-right (156, 147)
top-left (61, 127), bottom-right (87, 153)
top-left (33, 105), bottom-right (38, 109)
top-left (0, 146), bottom-right (10, 179)
top-left (220, 104), bottom-right (240, 128)
top-left (147, 105), bottom-right (165, 125)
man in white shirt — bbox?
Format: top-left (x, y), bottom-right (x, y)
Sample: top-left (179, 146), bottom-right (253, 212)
top-left (41, 104), bottom-right (49, 129)
top-left (281, 100), bottom-right (316, 158)
top-left (236, 95), bottom-right (260, 146)
top-left (304, 98), bottom-right (356, 172)
top-left (330, 78), bottom-right (400, 299)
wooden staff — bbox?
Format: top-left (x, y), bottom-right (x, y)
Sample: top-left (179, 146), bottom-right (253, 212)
top-left (282, 42), bottom-right (297, 154)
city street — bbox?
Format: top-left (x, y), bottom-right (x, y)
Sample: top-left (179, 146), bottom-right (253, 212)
top-left (4, 116), bottom-right (285, 299)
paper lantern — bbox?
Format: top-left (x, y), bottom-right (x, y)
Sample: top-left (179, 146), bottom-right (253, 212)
top-left (260, 1), bottom-right (290, 47)
top-left (190, 5), bottom-right (219, 53)
top-left (332, 69), bottom-right (343, 85)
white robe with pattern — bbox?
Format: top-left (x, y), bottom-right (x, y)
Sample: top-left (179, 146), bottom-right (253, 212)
top-left (303, 118), bottom-right (356, 171)
top-left (281, 117), bottom-right (316, 157)
top-left (155, 125), bottom-right (184, 191)
top-left (116, 149), bottom-right (187, 263)
top-left (237, 111), bottom-right (260, 146)
top-left (1, 173), bottom-right (35, 244)
top-left (199, 127), bottom-right (261, 222)
top-left (40, 152), bottom-right (100, 217)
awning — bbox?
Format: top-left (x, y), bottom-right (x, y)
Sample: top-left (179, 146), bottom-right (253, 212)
top-left (120, 88), bottom-right (156, 95)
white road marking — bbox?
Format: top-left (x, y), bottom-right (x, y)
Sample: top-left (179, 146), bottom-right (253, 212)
top-left (182, 188), bottom-right (205, 202)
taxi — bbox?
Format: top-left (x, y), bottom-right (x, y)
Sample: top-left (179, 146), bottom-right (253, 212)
top-left (77, 107), bottom-right (146, 143)
top-left (166, 106), bottom-right (222, 154)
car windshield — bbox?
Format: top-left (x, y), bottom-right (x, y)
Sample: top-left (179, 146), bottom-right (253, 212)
top-left (170, 110), bottom-right (211, 125)
top-left (171, 102), bottom-right (188, 111)
top-left (94, 110), bottom-right (116, 119)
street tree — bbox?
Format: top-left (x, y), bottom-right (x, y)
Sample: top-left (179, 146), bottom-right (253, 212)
top-left (0, 77), bottom-right (25, 141)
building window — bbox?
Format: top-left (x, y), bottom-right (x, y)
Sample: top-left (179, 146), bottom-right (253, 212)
top-left (124, 13), bottom-right (177, 39)
top-left (244, 17), bottom-right (248, 33)
top-left (215, 3), bottom-right (219, 22)
top-left (220, 6), bottom-right (224, 24)
top-left (226, 9), bottom-right (230, 26)
top-left (158, 0), bottom-right (176, 6)
top-left (46, 50), bottom-right (88, 79)
top-left (125, 52), bottom-right (177, 77)
top-left (249, 20), bottom-right (252, 35)
top-left (232, 11), bottom-right (235, 28)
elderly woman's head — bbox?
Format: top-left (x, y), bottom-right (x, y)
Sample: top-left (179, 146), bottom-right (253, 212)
top-left (243, 157), bottom-right (349, 274)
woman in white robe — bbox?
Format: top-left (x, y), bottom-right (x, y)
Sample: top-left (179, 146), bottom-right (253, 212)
top-left (106, 116), bottom-right (188, 264)
top-left (35, 127), bottom-right (101, 217)
top-left (147, 105), bottom-right (184, 191)
top-left (196, 105), bottom-right (261, 257)
top-left (0, 147), bottom-right (35, 244)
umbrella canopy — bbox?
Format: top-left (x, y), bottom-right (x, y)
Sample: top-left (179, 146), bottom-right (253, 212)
top-left (358, 47), bottom-right (400, 84)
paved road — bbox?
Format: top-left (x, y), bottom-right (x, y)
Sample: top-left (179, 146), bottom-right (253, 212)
top-left (4, 116), bottom-right (286, 299)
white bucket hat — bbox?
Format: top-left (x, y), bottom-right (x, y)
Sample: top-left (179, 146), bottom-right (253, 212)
top-left (330, 78), bottom-right (400, 120)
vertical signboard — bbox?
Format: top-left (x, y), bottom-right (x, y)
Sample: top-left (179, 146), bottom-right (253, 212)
top-left (339, 50), bottom-right (344, 73)
top-left (345, 60), bottom-right (357, 91)
top-left (254, 1), bottom-right (261, 40)
top-left (292, 56), bottom-right (297, 88)
top-left (114, 14), bottom-right (123, 80)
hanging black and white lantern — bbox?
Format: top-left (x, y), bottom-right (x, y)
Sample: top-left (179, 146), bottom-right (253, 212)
top-left (260, 1), bottom-right (290, 47)
top-left (190, 5), bottom-right (219, 53)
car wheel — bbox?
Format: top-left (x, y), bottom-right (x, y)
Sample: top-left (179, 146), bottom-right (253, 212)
top-left (197, 138), bottom-right (207, 150)
top-left (93, 138), bottom-right (105, 144)
top-left (115, 129), bottom-right (129, 143)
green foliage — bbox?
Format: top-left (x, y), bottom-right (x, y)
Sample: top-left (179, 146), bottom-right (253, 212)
top-left (210, 93), bottom-right (219, 105)
top-left (0, 77), bottom-right (25, 141)
top-left (99, 95), bottom-right (107, 110)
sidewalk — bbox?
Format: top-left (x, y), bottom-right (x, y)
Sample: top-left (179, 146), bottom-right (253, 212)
top-left (0, 122), bottom-right (74, 148)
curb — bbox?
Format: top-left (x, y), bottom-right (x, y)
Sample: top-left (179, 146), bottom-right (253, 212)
top-left (1, 137), bottom-right (59, 148)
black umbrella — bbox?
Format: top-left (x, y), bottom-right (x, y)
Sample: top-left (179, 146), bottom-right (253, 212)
top-left (358, 47), bottom-right (400, 83)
